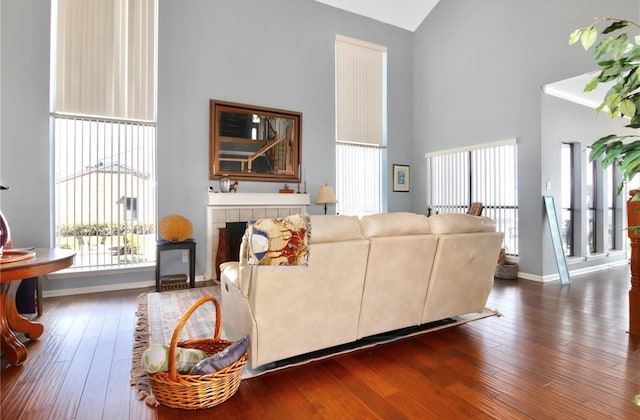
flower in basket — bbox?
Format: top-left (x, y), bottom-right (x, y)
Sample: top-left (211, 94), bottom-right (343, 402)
top-left (141, 343), bottom-right (207, 374)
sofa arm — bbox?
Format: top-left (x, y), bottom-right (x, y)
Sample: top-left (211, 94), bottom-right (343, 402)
top-left (220, 230), bottom-right (251, 296)
top-left (220, 260), bottom-right (241, 289)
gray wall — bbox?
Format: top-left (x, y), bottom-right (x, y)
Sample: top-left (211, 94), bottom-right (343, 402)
top-left (1, 0), bottom-right (414, 292)
top-left (157, 0), bottom-right (414, 254)
top-left (0, 0), bottom-right (51, 249)
top-left (412, 0), bottom-right (640, 276)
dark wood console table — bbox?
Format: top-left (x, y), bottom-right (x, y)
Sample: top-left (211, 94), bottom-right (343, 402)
top-left (0, 248), bottom-right (75, 366)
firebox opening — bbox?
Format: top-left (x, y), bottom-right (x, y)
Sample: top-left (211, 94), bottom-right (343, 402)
top-left (225, 221), bottom-right (247, 261)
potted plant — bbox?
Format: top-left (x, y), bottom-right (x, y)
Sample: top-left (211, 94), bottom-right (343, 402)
top-left (569, 17), bottom-right (640, 337)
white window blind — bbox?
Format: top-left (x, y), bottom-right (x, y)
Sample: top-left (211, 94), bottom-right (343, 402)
top-left (335, 35), bottom-right (386, 146)
top-left (54, 0), bottom-right (155, 121)
top-left (426, 139), bottom-right (518, 255)
top-left (335, 35), bottom-right (386, 216)
top-left (52, 0), bottom-right (157, 271)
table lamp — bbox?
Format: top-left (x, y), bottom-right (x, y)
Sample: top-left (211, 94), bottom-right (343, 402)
top-left (315, 184), bottom-right (337, 215)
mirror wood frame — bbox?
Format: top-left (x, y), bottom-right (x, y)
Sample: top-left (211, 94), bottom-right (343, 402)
top-left (209, 99), bottom-right (302, 183)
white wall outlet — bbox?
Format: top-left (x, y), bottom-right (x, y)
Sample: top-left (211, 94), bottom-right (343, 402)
top-left (182, 250), bottom-right (188, 263)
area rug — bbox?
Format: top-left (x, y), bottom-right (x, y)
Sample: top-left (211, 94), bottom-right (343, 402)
top-left (130, 286), bottom-right (500, 406)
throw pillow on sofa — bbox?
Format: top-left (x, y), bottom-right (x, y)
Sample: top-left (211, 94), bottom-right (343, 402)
top-left (247, 213), bottom-right (310, 266)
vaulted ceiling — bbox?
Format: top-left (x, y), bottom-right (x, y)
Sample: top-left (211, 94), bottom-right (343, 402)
top-left (313, 0), bottom-right (440, 32)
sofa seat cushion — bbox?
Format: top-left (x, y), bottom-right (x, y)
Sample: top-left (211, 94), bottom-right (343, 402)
top-left (428, 213), bottom-right (496, 234)
top-left (360, 212), bottom-right (431, 237)
top-left (247, 213), bottom-right (310, 266)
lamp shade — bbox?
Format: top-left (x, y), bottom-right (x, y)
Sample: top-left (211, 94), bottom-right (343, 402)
top-left (315, 185), bottom-right (337, 204)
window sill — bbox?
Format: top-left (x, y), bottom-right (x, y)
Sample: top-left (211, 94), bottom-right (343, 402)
top-left (565, 250), bottom-right (627, 265)
top-left (48, 262), bottom-right (155, 280)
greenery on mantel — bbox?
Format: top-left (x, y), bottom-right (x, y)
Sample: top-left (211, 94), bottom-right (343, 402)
top-left (569, 17), bottom-right (640, 195)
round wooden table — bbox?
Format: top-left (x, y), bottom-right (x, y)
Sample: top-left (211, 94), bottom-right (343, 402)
top-left (0, 248), bottom-right (75, 366)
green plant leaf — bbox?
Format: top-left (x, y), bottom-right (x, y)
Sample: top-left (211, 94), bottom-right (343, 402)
top-left (602, 20), bottom-right (630, 34)
top-left (620, 150), bottom-right (640, 169)
top-left (584, 75), bottom-right (600, 92)
top-left (597, 59), bottom-right (615, 68)
top-left (602, 141), bottom-right (624, 167)
top-left (612, 33), bottom-right (629, 59)
top-left (628, 117), bottom-right (640, 128)
top-left (569, 28), bottom-right (583, 45)
top-left (593, 38), bottom-right (613, 59)
top-left (620, 99), bottom-right (637, 116)
top-left (589, 142), bottom-right (609, 162)
top-left (581, 27), bottom-right (597, 49)
top-left (601, 62), bottom-right (624, 78)
top-left (627, 46), bottom-right (640, 63)
top-left (589, 134), bottom-right (620, 162)
top-left (606, 91), bottom-right (622, 107)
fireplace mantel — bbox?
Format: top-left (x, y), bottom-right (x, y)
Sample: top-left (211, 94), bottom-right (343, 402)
top-left (206, 193), bottom-right (310, 280)
top-left (207, 192), bottom-right (310, 207)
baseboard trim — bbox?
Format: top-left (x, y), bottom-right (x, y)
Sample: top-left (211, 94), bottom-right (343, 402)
top-left (42, 275), bottom-right (210, 298)
top-left (517, 259), bottom-right (628, 282)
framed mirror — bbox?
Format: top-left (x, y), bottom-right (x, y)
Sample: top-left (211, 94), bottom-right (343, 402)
top-left (209, 100), bottom-right (302, 182)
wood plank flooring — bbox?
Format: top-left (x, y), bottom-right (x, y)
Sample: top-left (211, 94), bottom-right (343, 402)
top-left (2, 266), bottom-right (639, 419)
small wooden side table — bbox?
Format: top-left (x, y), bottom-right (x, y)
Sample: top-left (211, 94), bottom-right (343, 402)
top-left (155, 239), bottom-right (196, 292)
top-left (0, 248), bottom-right (75, 366)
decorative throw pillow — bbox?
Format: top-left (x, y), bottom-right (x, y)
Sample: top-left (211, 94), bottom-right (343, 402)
top-left (189, 335), bottom-right (250, 375)
top-left (247, 213), bottom-right (310, 266)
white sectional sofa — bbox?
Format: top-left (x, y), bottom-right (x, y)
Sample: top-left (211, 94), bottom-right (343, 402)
top-left (220, 212), bottom-right (504, 369)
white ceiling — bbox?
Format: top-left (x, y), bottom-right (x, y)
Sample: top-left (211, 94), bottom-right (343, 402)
top-left (313, 0), bottom-right (440, 32)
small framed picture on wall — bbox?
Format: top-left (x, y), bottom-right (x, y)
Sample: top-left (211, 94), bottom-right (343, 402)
top-left (392, 164), bottom-right (410, 192)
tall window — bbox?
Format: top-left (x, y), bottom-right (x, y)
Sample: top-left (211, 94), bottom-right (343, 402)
top-left (606, 165), bottom-right (617, 250)
top-left (426, 139), bottom-right (518, 255)
top-left (51, 0), bottom-right (157, 270)
top-left (586, 159), bottom-right (597, 254)
top-left (335, 35), bottom-right (386, 216)
top-left (561, 142), bottom-right (574, 256)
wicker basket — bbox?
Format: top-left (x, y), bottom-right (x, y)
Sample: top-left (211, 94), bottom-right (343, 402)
top-left (495, 262), bottom-right (518, 280)
top-left (147, 296), bottom-right (248, 409)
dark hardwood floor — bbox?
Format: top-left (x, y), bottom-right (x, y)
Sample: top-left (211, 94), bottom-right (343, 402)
top-left (2, 266), bottom-right (639, 419)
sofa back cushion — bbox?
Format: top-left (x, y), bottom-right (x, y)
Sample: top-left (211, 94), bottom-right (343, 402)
top-left (309, 215), bottom-right (364, 243)
top-left (421, 231), bottom-right (504, 323)
top-left (427, 213), bottom-right (496, 234)
top-left (360, 212), bottom-right (431, 237)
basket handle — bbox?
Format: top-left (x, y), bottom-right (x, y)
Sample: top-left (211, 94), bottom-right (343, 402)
top-left (167, 295), bottom-right (222, 380)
